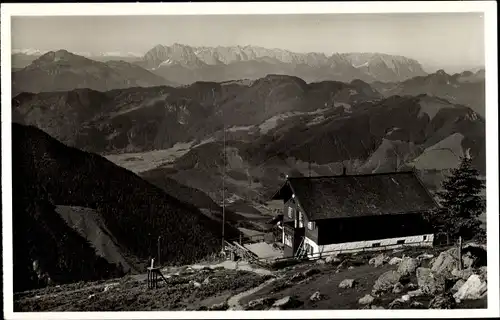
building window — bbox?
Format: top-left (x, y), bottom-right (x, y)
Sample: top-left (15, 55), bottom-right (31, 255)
top-left (288, 207), bottom-right (293, 218)
top-left (396, 240), bottom-right (406, 245)
top-left (372, 242), bottom-right (381, 248)
top-left (298, 211), bottom-right (304, 228)
top-left (423, 235), bottom-right (427, 241)
top-left (307, 221), bottom-right (315, 230)
top-left (284, 234), bottom-right (293, 247)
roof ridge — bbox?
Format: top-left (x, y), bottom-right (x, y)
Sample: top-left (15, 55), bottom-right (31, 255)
top-left (287, 170), bottom-right (415, 180)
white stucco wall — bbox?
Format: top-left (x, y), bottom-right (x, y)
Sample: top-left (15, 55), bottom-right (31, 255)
top-left (303, 234), bottom-right (434, 258)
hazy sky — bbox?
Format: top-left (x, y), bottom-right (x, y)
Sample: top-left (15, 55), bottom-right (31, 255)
top-left (11, 13), bottom-right (485, 71)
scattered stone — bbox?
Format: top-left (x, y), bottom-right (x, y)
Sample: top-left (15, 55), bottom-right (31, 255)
top-left (392, 282), bottom-right (404, 294)
top-left (335, 269), bottom-right (341, 274)
top-left (303, 268), bottom-right (321, 278)
top-left (397, 257), bottom-right (420, 277)
top-left (325, 255), bottom-right (341, 264)
top-left (406, 283), bottom-right (418, 290)
top-left (416, 267), bottom-right (446, 295)
top-left (358, 294), bottom-right (375, 305)
top-left (209, 302), bottom-right (229, 311)
top-left (339, 279), bottom-right (357, 289)
top-left (371, 305), bottom-right (385, 309)
top-left (272, 296), bottom-right (301, 310)
top-left (417, 253), bottom-right (434, 260)
top-left (369, 253), bottom-right (388, 267)
top-left (202, 277), bottom-right (211, 285)
top-left (407, 288), bottom-right (424, 298)
top-left (309, 291), bottom-right (324, 302)
top-left (336, 260), bottom-right (347, 270)
top-left (247, 297), bottom-right (276, 310)
top-left (410, 301), bottom-right (425, 309)
top-left (373, 270), bottom-right (402, 293)
top-left (348, 266), bottom-right (355, 270)
top-left (316, 259), bottom-right (326, 265)
top-left (401, 294), bottom-right (411, 302)
top-left (388, 298), bottom-right (407, 309)
top-left (389, 257), bottom-right (403, 265)
top-left (451, 279), bottom-right (466, 294)
top-left (290, 273), bottom-right (305, 282)
top-left (453, 274), bottom-right (487, 301)
top-left (428, 293), bottom-right (456, 309)
top-left (189, 280), bottom-right (202, 288)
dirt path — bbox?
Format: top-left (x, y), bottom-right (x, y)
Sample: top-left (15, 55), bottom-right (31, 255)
top-left (227, 278), bottom-right (277, 310)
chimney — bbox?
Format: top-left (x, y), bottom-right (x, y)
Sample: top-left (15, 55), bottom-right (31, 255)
top-left (342, 166), bottom-right (347, 176)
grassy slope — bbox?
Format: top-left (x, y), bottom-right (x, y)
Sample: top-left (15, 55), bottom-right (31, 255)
top-left (12, 123), bottom-right (240, 291)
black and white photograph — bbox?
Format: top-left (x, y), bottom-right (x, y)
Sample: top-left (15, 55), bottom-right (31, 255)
top-left (1, 2), bottom-right (498, 319)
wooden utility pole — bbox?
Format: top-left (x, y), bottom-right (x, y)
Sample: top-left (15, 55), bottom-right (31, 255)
top-left (458, 236), bottom-right (463, 270)
top-left (157, 236), bottom-right (162, 267)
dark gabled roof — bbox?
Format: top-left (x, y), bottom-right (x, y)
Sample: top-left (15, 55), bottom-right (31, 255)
top-left (273, 171), bottom-right (439, 221)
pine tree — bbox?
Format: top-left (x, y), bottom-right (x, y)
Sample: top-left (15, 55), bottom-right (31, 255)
top-left (434, 156), bottom-right (486, 241)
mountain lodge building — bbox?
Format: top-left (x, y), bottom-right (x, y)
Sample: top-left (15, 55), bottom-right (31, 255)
top-left (270, 171), bottom-right (438, 258)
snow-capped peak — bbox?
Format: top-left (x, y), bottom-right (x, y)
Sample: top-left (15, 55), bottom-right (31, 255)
top-left (12, 48), bottom-right (48, 55)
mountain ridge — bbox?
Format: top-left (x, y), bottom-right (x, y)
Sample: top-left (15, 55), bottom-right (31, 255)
top-left (12, 45), bottom-right (428, 84)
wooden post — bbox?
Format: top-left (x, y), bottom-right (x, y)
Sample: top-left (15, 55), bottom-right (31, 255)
top-left (239, 233), bottom-right (242, 245)
top-left (458, 236), bottom-right (463, 271)
top-left (157, 236), bottom-right (162, 267)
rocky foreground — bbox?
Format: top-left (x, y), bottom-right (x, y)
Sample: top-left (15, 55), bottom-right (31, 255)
top-left (14, 244), bottom-right (487, 311)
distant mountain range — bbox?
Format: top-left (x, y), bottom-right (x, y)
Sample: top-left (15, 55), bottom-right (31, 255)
top-left (13, 74), bottom-right (485, 205)
top-left (13, 44), bottom-right (429, 86)
top-left (11, 50), bottom-right (177, 96)
top-left (372, 69), bottom-right (486, 116)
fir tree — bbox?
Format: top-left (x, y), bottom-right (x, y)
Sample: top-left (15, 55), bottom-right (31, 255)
top-left (434, 156), bottom-right (486, 241)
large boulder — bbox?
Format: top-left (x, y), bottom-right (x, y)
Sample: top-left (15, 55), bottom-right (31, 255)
top-left (397, 257), bottom-right (420, 277)
top-left (416, 267), bottom-right (446, 295)
top-left (358, 294), bottom-right (375, 305)
top-left (369, 253), bottom-right (389, 267)
top-left (339, 279), bottom-right (357, 289)
top-left (431, 248), bottom-right (459, 277)
top-left (373, 270), bottom-right (402, 293)
top-left (451, 279), bottom-right (466, 294)
top-left (453, 274), bottom-right (487, 302)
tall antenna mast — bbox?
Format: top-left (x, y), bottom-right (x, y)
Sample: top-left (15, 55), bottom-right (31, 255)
top-left (214, 87), bottom-right (226, 252)
top-left (308, 144), bottom-right (312, 177)
top-left (222, 117), bottom-right (226, 251)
